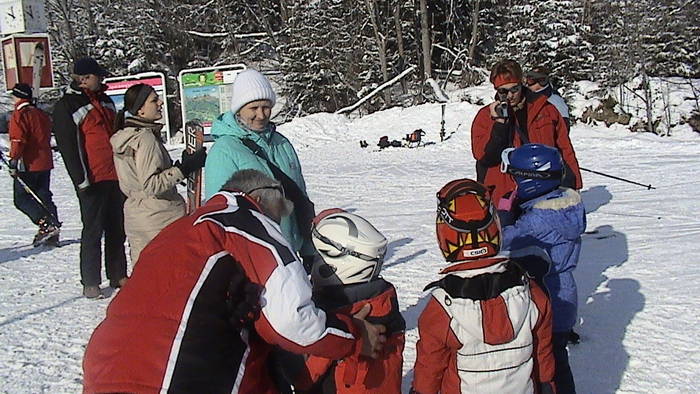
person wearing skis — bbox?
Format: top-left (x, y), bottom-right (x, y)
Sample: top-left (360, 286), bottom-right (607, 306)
top-left (6, 83), bottom-right (60, 246)
top-left (411, 178), bottom-right (556, 394)
top-left (291, 209), bottom-right (404, 393)
top-left (525, 66), bottom-right (571, 130)
top-left (471, 59), bottom-right (582, 204)
top-left (499, 144), bottom-right (587, 394)
top-left (111, 83), bottom-right (206, 263)
top-left (204, 69), bottom-right (317, 269)
top-left (53, 57), bottom-right (128, 298)
top-left (82, 169), bottom-right (387, 394)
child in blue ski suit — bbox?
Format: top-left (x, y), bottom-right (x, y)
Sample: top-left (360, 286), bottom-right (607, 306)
top-left (499, 143), bottom-right (586, 394)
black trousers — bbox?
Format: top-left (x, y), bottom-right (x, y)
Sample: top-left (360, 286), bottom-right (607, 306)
top-left (552, 331), bottom-right (576, 394)
top-left (76, 180), bottom-right (127, 286)
top-left (13, 170), bottom-right (58, 225)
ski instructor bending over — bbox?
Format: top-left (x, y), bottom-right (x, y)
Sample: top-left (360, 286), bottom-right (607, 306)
top-left (471, 59), bottom-right (582, 204)
top-left (83, 169), bottom-right (386, 393)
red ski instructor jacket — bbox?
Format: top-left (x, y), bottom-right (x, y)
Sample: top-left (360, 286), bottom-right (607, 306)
top-left (471, 92), bottom-right (582, 203)
top-left (82, 191), bottom-right (363, 394)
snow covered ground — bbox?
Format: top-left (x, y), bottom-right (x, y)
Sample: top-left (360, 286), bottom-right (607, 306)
top-left (1, 92), bottom-right (699, 393)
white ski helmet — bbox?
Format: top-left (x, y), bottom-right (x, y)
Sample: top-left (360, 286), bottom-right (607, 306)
top-left (311, 212), bottom-right (388, 286)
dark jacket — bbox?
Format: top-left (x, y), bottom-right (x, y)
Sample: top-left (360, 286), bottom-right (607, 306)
top-left (53, 81), bottom-right (118, 191)
top-left (8, 99), bottom-right (53, 172)
top-left (471, 91), bottom-right (582, 203)
top-left (296, 279), bottom-right (405, 393)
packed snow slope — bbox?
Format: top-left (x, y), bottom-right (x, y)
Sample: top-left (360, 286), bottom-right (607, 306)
top-left (1, 97), bottom-right (699, 393)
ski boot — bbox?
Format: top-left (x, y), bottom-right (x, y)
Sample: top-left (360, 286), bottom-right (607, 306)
top-left (33, 218), bottom-right (61, 247)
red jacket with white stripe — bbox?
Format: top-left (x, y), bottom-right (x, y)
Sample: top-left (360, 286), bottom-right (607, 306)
top-left (8, 99), bottom-right (53, 172)
top-left (412, 259), bottom-right (555, 394)
top-left (82, 191), bottom-right (362, 394)
top-left (53, 82), bottom-right (118, 191)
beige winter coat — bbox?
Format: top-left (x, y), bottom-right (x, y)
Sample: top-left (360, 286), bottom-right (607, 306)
top-left (110, 117), bottom-right (186, 264)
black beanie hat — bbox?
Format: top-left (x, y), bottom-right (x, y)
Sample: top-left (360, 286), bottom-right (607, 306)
top-left (11, 83), bottom-right (32, 100)
top-left (73, 57), bottom-right (109, 77)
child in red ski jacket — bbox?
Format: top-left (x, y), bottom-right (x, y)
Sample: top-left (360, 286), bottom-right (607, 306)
top-left (411, 179), bottom-right (556, 394)
top-left (294, 209), bottom-right (405, 394)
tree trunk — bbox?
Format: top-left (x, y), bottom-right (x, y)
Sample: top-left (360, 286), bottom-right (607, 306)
top-left (418, 0), bottom-right (432, 79)
top-left (393, 1), bottom-right (408, 94)
top-left (365, 0), bottom-right (391, 106)
top-left (642, 70), bottom-right (656, 134)
top-left (468, 0), bottom-right (481, 64)
top-left (80, 0), bottom-right (97, 42)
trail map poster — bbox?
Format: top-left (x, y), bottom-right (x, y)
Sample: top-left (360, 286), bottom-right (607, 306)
top-left (178, 64), bottom-right (246, 135)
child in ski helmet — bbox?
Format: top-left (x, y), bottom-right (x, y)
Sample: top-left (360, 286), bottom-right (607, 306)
top-left (500, 144), bottom-right (587, 394)
top-left (412, 178), bottom-right (556, 394)
top-left (293, 209), bottom-right (405, 393)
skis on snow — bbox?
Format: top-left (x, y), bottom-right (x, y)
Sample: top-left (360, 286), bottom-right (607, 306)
top-left (185, 121), bottom-right (204, 214)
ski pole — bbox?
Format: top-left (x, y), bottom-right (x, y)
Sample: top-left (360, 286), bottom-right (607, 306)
top-left (0, 151), bottom-right (62, 226)
top-left (580, 167), bottom-right (655, 190)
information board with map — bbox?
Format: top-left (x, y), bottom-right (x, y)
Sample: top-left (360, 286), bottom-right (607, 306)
top-left (178, 64), bottom-right (246, 135)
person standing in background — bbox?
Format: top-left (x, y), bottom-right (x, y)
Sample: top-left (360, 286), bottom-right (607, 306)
top-left (525, 66), bottom-right (571, 130)
top-left (7, 83), bottom-right (60, 246)
top-left (471, 59), bottom-right (582, 204)
top-left (53, 57), bottom-right (128, 299)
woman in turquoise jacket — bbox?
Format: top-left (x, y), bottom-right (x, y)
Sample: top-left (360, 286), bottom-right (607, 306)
top-left (204, 69), bottom-right (314, 256)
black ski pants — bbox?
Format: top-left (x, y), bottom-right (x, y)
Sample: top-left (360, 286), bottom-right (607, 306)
top-left (13, 170), bottom-right (58, 226)
top-left (76, 180), bottom-right (127, 286)
top-left (552, 331), bottom-right (576, 394)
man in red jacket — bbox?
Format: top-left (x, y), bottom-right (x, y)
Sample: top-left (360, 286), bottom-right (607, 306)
top-left (7, 83), bottom-right (60, 246)
top-left (82, 169), bottom-right (386, 394)
top-left (471, 59), bottom-right (582, 204)
top-left (53, 57), bottom-right (127, 298)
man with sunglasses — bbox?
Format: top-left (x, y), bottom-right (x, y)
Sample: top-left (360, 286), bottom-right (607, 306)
top-left (525, 66), bottom-right (571, 131)
top-left (471, 59), bottom-right (582, 204)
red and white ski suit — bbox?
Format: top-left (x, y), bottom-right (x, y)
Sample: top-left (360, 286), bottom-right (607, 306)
top-left (83, 191), bottom-right (363, 393)
top-left (412, 259), bottom-right (556, 394)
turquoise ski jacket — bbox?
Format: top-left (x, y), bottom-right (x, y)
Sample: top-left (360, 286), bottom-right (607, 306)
top-left (204, 111), bottom-right (312, 255)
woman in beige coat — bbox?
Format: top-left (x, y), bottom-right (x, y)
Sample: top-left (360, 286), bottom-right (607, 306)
top-left (111, 83), bottom-right (206, 264)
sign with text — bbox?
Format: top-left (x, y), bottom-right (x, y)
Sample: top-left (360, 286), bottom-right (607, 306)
top-left (178, 64), bottom-right (246, 135)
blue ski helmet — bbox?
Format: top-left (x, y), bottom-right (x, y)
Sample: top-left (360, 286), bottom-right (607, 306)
top-left (501, 144), bottom-right (564, 200)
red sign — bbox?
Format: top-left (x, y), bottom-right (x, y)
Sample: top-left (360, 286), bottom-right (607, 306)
top-left (105, 77), bottom-right (164, 91)
top-left (2, 34), bottom-right (53, 91)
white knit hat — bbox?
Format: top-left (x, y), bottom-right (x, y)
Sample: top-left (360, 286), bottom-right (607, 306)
top-left (229, 69), bottom-right (277, 114)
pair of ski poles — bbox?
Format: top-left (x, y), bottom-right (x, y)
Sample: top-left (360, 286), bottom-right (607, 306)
top-left (0, 150), bottom-right (61, 226)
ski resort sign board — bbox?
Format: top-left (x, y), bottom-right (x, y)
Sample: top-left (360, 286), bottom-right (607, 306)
top-left (178, 64), bottom-right (247, 135)
top-left (104, 72), bottom-right (171, 142)
top-left (1, 33), bottom-right (53, 91)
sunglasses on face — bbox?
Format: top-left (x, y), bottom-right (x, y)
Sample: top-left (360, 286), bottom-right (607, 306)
top-left (247, 185), bottom-right (285, 198)
top-left (497, 84), bottom-right (522, 96)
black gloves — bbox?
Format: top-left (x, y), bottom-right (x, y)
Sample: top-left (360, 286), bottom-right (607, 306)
top-left (7, 159), bottom-right (18, 177)
top-left (175, 148), bottom-right (206, 177)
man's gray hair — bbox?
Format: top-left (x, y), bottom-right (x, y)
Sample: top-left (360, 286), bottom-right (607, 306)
top-left (222, 169), bottom-right (289, 215)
